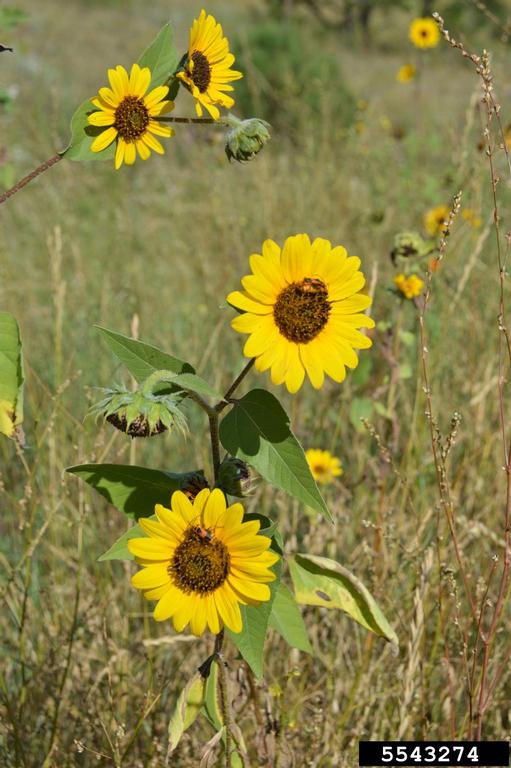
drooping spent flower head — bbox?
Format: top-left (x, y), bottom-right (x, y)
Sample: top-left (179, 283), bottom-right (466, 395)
top-left (306, 449), bottom-right (343, 485)
top-left (88, 63), bottom-right (174, 169)
top-left (390, 231), bottom-right (431, 265)
top-left (225, 116), bottom-right (271, 163)
top-left (409, 17), bottom-right (440, 49)
top-left (394, 273), bottom-right (424, 300)
top-left (128, 489), bottom-right (279, 636)
top-left (89, 383), bottom-right (187, 438)
top-left (227, 234), bottom-right (374, 394)
top-left (177, 9), bottom-right (243, 120)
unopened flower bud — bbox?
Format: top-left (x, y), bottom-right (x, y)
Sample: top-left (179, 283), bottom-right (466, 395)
top-left (224, 115), bottom-right (271, 163)
top-left (217, 456), bottom-right (255, 497)
top-left (181, 471), bottom-right (210, 501)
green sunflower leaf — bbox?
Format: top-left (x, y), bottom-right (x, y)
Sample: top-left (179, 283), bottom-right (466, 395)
top-left (96, 326), bottom-right (194, 382)
top-left (169, 372), bottom-right (222, 402)
top-left (288, 553), bottom-right (398, 645)
top-left (167, 672), bottom-right (207, 754)
top-left (269, 582), bottom-right (313, 654)
top-left (61, 97), bottom-right (116, 162)
top-left (97, 521), bottom-right (144, 561)
top-left (66, 464), bottom-right (204, 521)
top-left (0, 312), bottom-right (24, 439)
top-left (219, 389), bottom-right (331, 522)
top-left (227, 557), bottom-right (282, 679)
top-left (138, 21), bottom-right (179, 88)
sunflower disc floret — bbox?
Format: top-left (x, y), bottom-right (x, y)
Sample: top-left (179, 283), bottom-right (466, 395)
top-left (88, 63), bottom-right (175, 168)
top-left (128, 489), bottom-right (279, 636)
top-left (227, 234), bottom-right (375, 393)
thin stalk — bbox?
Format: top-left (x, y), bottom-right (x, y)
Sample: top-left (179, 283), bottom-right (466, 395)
top-left (214, 631), bottom-right (234, 768)
top-left (0, 154), bottom-right (62, 206)
top-left (155, 116), bottom-right (219, 125)
top-left (217, 359), bottom-right (255, 413)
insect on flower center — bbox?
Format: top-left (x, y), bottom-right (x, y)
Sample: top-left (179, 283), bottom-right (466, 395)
top-left (170, 526), bottom-right (230, 594)
top-left (114, 96), bottom-right (149, 142)
top-left (273, 278), bottom-right (330, 344)
top-left (189, 51), bottom-right (212, 92)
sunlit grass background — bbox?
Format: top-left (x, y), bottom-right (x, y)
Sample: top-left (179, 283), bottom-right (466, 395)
top-left (2, 0), bottom-right (511, 765)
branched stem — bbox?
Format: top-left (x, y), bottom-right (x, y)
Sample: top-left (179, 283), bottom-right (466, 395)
top-left (155, 116), bottom-right (219, 125)
top-left (0, 154), bottom-right (62, 206)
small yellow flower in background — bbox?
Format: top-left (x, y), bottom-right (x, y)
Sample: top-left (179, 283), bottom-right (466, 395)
top-left (227, 234), bottom-right (374, 394)
top-left (177, 9), bottom-right (243, 120)
top-left (409, 17), bottom-right (440, 49)
top-left (396, 64), bottom-right (416, 83)
top-left (306, 449), bottom-right (343, 485)
top-left (128, 489), bottom-right (279, 636)
top-left (424, 204), bottom-right (449, 236)
top-left (88, 63), bottom-right (174, 169)
top-left (462, 209), bottom-right (482, 229)
top-left (394, 273), bottom-right (424, 300)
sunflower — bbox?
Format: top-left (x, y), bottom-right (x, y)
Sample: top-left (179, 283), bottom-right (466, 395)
top-left (128, 488), bottom-right (279, 636)
top-left (409, 17), bottom-right (440, 49)
top-left (462, 208), bottom-right (482, 229)
top-left (227, 234), bottom-right (374, 394)
top-left (394, 273), bottom-right (424, 300)
top-left (88, 63), bottom-right (174, 169)
top-left (177, 9), bottom-right (243, 120)
top-left (306, 449), bottom-right (343, 485)
top-left (424, 205), bottom-right (449, 236)
top-left (396, 64), bottom-right (416, 83)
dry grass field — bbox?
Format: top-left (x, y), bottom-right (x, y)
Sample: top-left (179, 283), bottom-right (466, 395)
top-left (2, 1), bottom-right (511, 765)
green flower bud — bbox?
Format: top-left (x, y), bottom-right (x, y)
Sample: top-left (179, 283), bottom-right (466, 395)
top-left (89, 384), bottom-right (187, 439)
top-left (180, 471), bottom-right (210, 501)
top-left (224, 115), bottom-right (271, 163)
top-left (390, 231), bottom-right (432, 266)
top-left (217, 456), bottom-right (255, 498)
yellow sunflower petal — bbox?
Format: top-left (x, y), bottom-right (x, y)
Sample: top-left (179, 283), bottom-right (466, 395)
top-left (214, 586), bottom-right (242, 633)
top-left (154, 586), bottom-right (186, 621)
top-left (115, 138), bottom-right (126, 169)
top-left (172, 598), bottom-right (194, 632)
top-left (205, 595), bottom-right (221, 634)
top-left (147, 119), bottom-right (173, 138)
top-left (170, 490), bottom-right (196, 525)
top-left (203, 488), bottom-right (227, 529)
top-left (131, 564), bottom-right (170, 590)
top-left (139, 517), bottom-right (179, 544)
top-left (227, 291), bottom-right (272, 315)
top-left (127, 537), bottom-right (172, 560)
top-left (155, 504), bottom-right (187, 537)
top-left (190, 596), bottom-right (208, 636)
top-left (299, 343), bottom-right (325, 389)
top-left (88, 110), bottom-right (115, 127)
top-left (136, 138), bottom-right (151, 160)
top-left (141, 132), bottom-right (164, 155)
top-left (90, 126), bottom-right (117, 153)
top-left (284, 344), bottom-right (305, 393)
top-left (144, 85), bottom-right (169, 110)
top-left (280, 234), bottom-right (312, 283)
top-left (123, 141), bottom-right (136, 165)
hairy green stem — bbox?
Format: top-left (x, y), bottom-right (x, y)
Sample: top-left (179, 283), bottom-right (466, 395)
top-left (214, 631), bottom-right (233, 768)
top-left (155, 116), bottom-right (219, 125)
top-left (0, 154), bottom-right (62, 206)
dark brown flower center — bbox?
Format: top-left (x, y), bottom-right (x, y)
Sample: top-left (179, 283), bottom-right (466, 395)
top-left (189, 50), bottom-right (211, 92)
top-left (170, 526), bottom-right (230, 594)
top-left (114, 96), bottom-right (149, 142)
top-left (273, 278), bottom-right (330, 343)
